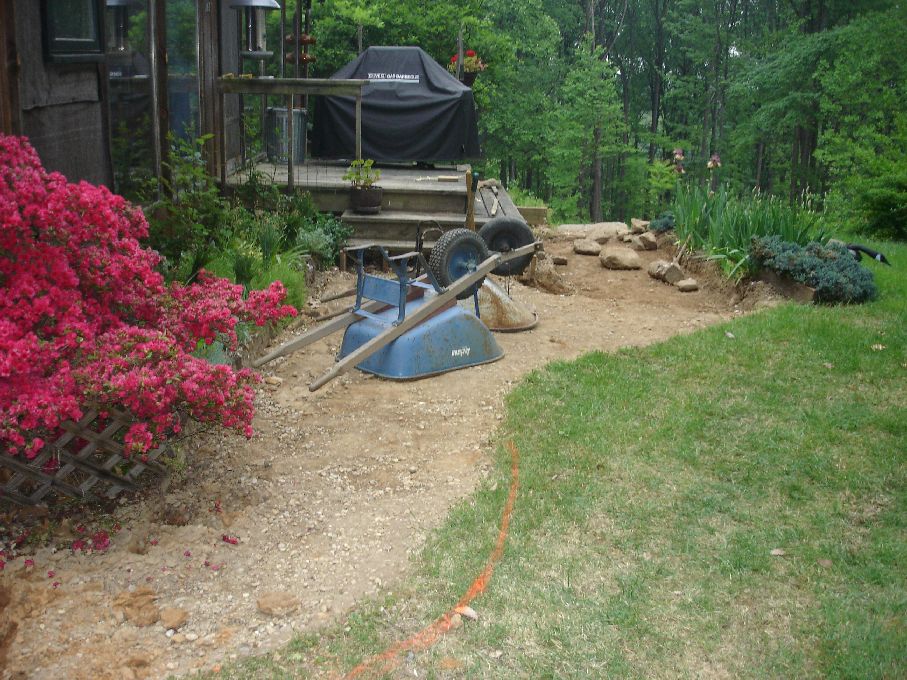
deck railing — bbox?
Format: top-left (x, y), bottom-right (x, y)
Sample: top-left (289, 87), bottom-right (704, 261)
top-left (216, 76), bottom-right (368, 189)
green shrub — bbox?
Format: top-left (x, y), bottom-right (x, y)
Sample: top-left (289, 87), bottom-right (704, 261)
top-left (144, 134), bottom-right (232, 278)
top-left (649, 211), bottom-right (675, 233)
top-left (252, 260), bottom-right (307, 310)
top-left (855, 170), bottom-right (907, 241)
top-left (750, 236), bottom-right (878, 304)
top-left (294, 213), bottom-right (352, 266)
top-left (508, 186), bottom-right (547, 207)
top-left (673, 185), bottom-right (826, 278)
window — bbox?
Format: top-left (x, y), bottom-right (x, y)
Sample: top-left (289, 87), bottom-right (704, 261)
top-left (43, 0), bottom-right (105, 62)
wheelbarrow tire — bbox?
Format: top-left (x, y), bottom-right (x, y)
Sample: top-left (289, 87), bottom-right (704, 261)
top-left (479, 217), bottom-right (535, 276)
top-left (429, 228), bottom-right (490, 300)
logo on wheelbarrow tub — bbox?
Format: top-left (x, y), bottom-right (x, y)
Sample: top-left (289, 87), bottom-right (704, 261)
top-left (451, 346), bottom-right (472, 358)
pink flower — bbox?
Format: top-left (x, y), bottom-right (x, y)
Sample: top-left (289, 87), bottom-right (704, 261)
top-left (0, 134), bottom-right (295, 459)
top-left (221, 535), bottom-right (239, 545)
top-left (24, 558), bottom-right (35, 568)
top-left (71, 539), bottom-right (86, 552)
top-left (184, 550), bottom-right (191, 557)
top-left (91, 530), bottom-right (110, 552)
top-left (47, 570), bottom-right (55, 578)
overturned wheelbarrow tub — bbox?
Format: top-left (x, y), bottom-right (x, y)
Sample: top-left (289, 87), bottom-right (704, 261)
top-left (255, 218), bottom-right (540, 390)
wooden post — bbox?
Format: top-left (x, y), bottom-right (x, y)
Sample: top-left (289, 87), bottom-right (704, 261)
top-left (355, 91), bottom-right (363, 160)
top-left (287, 94), bottom-right (294, 189)
top-left (465, 165), bottom-right (475, 230)
top-left (0, 0), bottom-right (21, 135)
top-left (456, 29), bottom-right (464, 81)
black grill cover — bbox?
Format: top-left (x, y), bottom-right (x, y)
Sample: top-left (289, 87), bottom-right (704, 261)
top-left (312, 46), bottom-right (481, 162)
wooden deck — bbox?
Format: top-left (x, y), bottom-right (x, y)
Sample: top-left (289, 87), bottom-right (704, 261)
top-left (226, 161), bottom-right (529, 250)
top-left (226, 161), bottom-right (470, 213)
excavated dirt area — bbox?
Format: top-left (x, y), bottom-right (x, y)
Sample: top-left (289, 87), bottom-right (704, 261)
top-left (0, 231), bottom-right (773, 679)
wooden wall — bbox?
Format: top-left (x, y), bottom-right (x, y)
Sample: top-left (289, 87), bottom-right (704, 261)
top-left (13, 0), bottom-right (111, 185)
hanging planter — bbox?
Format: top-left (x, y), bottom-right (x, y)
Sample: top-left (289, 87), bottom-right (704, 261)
top-left (447, 49), bottom-right (486, 87)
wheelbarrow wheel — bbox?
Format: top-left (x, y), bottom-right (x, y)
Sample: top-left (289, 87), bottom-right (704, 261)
top-left (479, 217), bottom-right (535, 276)
top-left (429, 228), bottom-right (490, 300)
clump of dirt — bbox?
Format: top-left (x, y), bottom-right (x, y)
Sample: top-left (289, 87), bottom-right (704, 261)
top-left (0, 230), bottom-right (739, 679)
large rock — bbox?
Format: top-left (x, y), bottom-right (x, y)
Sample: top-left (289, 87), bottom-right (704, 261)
top-left (630, 218), bottom-right (650, 234)
top-left (676, 278), bottom-right (699, 292)
top-left (637, 232), bottom-right (658, 250)
top-left (573, 239), bottom-right (602, 256)
top-left (519, 251), bottom-right (574, 294)
top-left (559, 221), bottom-right (629, 241)
top-left (257, 592), bottom-right (300, 617)
top-left (600, 248), bottom-right (642, 270)
top-left (648, 259), bottom-right (685, 284)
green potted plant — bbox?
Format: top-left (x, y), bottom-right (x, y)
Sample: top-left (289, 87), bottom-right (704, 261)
top-left (343, 158), bottom-right (383, 214)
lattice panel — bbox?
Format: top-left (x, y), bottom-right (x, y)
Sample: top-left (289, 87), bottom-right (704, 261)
top-left (0, 410), bottom-right (169, 506)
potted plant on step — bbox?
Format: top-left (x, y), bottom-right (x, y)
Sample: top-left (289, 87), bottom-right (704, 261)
top-left (343, 158), bottom-right (383, 214)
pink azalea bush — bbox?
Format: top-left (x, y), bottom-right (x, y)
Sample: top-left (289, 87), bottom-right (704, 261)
top-left (0, 134), bottom-right (296, 458)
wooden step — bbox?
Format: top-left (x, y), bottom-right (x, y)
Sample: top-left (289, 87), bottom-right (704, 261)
top-left (312, 186), bottom-right (465, 213)
top-left (226, 162), bottom-right (468, 213)
top-left (341, 209), bottom-right (466, 241)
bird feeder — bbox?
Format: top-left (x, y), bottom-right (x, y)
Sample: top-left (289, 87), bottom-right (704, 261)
top-left (229, 0), bottom-right (281, 58)
top-left (106, 0), bottom-right (132, 53)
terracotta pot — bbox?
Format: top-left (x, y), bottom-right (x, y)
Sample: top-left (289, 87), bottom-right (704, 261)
top-left (350, 186), bottom-right (383, 214)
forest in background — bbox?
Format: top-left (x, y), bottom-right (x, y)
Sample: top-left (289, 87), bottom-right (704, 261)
top-left (298, 0), bottom-right (906, 234)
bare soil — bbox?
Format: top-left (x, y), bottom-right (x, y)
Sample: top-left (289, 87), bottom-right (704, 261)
top-left (0, 234), bottom-right (762, 679)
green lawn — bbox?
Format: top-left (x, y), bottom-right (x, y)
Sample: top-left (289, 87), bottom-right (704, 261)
top-left (211, 241), bottom-right (906, 679)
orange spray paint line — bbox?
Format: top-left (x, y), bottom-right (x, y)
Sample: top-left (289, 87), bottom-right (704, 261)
top-left (344, 440), bottom-right (520, 679)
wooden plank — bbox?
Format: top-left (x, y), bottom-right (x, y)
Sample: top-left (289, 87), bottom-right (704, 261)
top-left (218, 77), bottom-right (368, 97)
top-left (253, 297), bottom-right (388, 367)
top-left (345, 238), bottom-right (437, 252)
top-left (0, 453), bottom-right (93, 501)
top-left (0, 486), bottom-right (36, 507)
top-left (3, 411), bottom-right (97, 492)
top-left (0, 0), bottom-right (21, 135)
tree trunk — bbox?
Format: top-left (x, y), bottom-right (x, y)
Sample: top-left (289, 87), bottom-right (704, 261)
top-left (591, 127), bottom-right (603, 221)
top-left (755, 139), bottom-right (765, 191)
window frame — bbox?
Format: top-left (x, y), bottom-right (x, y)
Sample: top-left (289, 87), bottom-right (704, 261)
top-left (42, 0), bottom-right (106, 63)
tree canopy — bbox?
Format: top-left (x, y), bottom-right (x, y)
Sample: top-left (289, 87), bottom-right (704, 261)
top-left (300, 0), bottom-right (906, 231)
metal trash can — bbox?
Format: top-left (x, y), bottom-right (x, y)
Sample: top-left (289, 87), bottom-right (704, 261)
top-left (265, 107), bottom-right (307, 163)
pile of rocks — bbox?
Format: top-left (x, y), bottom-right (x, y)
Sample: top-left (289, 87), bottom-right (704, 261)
top-left (561, 218), bottom-right (698, 292)
top-left (647, 259), bottom-right (699, 292)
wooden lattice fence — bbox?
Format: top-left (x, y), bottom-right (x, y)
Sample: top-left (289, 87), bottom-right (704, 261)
top-left (0, 409), bottom-right (170, 507)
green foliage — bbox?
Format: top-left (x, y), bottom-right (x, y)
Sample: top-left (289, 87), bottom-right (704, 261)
top-left (646, 161), bottom-right (678, 218)
top-left (856, 170), bottom-right (907, 240)
top-left (144, 133), bottom-right (231, 278)
top-left (649, 211), bottom-right (675, 233)
top-left (673, 185), bottom-right (826, 279)
top-left (546, 38), bottom-right (624, 222)
top-left (751, 236), bottom-right (877, 304)
top-left (252, 260), bottom-right (307, 310)
top-left (814, 7), bottom-right (907, 238)
top-left (342, 159), bottom-right (381, 188)
top-left (507, 186), bottom-right (546, 208)
top-left (295, 213), bottom-right (352, 265)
